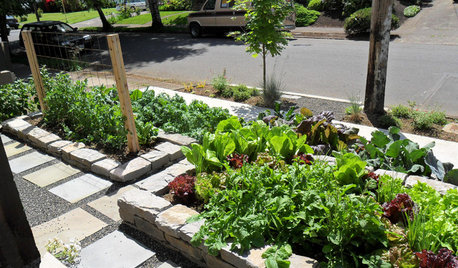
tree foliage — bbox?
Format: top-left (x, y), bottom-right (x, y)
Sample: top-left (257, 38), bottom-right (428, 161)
top-left (0, 0), bottom-right (28, 42)
top-left (233, 0), bottom-right (292, 90)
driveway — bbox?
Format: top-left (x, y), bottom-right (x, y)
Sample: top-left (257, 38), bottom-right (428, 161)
top-left (394, 0), bottom-right (458, 45)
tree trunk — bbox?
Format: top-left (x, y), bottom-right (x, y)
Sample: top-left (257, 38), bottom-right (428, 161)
top-left (96, 6), bottom-right (113, 32)
top-left (147, 0), bottom-right (163, 30)
top-left (364, 0), bottom-right (394, 115)
top-left (34, 2), bottom-right (40, 22)
top-left (0, 15), bottom-right (9, 43)
top-left (262, 44), bottom-right (266, 90)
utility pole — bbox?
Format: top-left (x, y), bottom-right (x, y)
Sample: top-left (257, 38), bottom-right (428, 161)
top-left (364, 0), bottom-right (394, 115)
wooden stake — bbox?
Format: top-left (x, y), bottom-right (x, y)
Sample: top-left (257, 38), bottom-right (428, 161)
top-left (21, 30), bottom-right (47, 111)
top-left (107, 34), bottom-right (140, 153)
top-left (364, 0), bottom-right (394, 115)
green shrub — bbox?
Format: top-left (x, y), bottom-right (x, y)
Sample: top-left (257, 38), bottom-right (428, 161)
top-left (159, 0), bottom-right (191, 11)
top-left (390, 104), bottom-right (411, 118)
top-left (212, 71), bottom-right (228, 93)
top-left (221, 88), bottom-right (233, 98)
top-left (412, 112), bottom-right (434, 130)
top-left (404, 5), bottom-right (420, 17)
top-left (19, 15), bottom-right (28, 22)
top-left (307, 0), bottom-right (324, 11)
top-left (295, 4), bottom-right (320, 26)
top-left (232, 85), bottom-right (252, 102)
top-left (341, 0), bottom-right (371, 17)
top-left (428, 110), bottom-right (447, 125)
top-left (344, 8), bottom-right (400, 35)
top-left (0, 78), bottom-right (39, 122)
top-left (378, 114), bottom-right (402, 128)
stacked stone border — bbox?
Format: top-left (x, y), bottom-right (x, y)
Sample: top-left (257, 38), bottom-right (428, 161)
top-left (0, 113), bottom-right (196, 183)
top-left (117, 155), bottom-right (457, 268)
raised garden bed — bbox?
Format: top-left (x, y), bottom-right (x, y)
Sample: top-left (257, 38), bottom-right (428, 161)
top-left (118, 114), bottom-right (457, 268)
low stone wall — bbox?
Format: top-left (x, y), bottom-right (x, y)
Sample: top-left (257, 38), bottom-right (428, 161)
top-left (1, 115), bottom-right (197, 183)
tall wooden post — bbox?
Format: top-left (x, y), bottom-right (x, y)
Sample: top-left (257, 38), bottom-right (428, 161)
top-left (364, 0), bottom-right (394, 115)
top-left (0, 138), bottom-right (40, 267)
top-left (107, 34), bottom-right (140, 153)
top-left (22, 30), bottom-right (47, 111)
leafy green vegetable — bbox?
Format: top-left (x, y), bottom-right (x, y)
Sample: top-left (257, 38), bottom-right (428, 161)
top-left (354, 126), bottom-right (452, 179)
top-left (0, 77), bottom-right (39, 121)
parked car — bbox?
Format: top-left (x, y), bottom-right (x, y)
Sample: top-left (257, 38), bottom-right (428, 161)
top-left (116, 0), bottom-right (148, 11)
top-left (19, 21), bottom-right (94, 58)
top-left (187, 0), bottom-right (296, 37)
top-left (6, 15), bottom-right (19, 29)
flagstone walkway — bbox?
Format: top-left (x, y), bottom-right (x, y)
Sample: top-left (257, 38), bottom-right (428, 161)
top-left (1, 133), bottom-right (195, 268)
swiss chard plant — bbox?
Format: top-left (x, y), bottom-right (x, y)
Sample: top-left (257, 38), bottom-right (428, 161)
top-left (296, 111), bottom-right (360, 154)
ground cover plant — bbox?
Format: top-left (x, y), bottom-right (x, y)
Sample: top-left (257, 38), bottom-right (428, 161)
top-left (404, 5), bottom-right (420, 17)
top-left (389, 102), bottom-right (448, 131)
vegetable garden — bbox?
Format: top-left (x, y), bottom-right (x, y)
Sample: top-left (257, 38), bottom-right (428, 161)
top-left (2, 71), bottom-right (457, 267)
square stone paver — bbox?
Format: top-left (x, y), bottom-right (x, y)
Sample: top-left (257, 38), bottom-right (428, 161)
top-left (77, 230), bottom-right (155, 268)
top-left (49, 174), bottom-right (112, 203)
top-left (32, 208), bottom-right (107, 254)
top-left (88, 185), bottom-right (134, 221)
top-left (4, 141), bottom-right (32, 157)
top-left (8, 151), bottom-right (55, 174)
top-left (23, 162), bottom-right (81, 187)
top-left (1, 134), bottom-right (11, 144)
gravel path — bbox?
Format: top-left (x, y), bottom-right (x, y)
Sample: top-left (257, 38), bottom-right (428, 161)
top-left (2, 133), bottom-right (197, 268)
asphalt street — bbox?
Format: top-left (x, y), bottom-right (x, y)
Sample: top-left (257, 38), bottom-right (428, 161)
top-left (115, 33), bottom-right (458, 116)
top-left (8, 29), bottom-right (458, 116)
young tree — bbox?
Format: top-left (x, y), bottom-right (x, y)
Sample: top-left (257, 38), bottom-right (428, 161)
top-left (146, 0), bottom-right (163, 30)
top-left (233, 0), bottom-right (292, 91)
top-left (83, 0), bottom-right (113, 32)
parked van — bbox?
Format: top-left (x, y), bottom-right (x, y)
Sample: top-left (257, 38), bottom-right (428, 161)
top-left (116, 0), bottom-right (148, 11)
top-left (187, 0), bottom-right (295, 37)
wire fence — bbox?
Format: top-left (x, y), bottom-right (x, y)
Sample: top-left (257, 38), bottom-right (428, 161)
top-left (29, 30), bottom-right (116, 88)
top-left (22, 29), bottom-right (140, 152)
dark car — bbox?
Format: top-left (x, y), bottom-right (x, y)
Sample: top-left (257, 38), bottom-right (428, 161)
top-left (19, 21), bottom-right (94, 58)
top-left (6, 15), bottom-right (19, 29)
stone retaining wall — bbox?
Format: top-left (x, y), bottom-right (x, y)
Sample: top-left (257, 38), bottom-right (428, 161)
top-left (1, 115), bottom-right (196, 183)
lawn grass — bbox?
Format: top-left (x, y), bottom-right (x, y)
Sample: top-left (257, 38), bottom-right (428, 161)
top-left (163, 12), bottom-right (189, 26)
top-left (17, 8), bottom-right (117, 26)
top-left (116, 11), bottom-right (187, 24)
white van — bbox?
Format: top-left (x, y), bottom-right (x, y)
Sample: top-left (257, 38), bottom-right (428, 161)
top-left (187, 0), bottom-right (296, 38)
top-left (116, 0), bottom-right (148, 11)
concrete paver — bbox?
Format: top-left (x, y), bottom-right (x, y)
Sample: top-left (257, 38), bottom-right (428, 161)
top-left (88, 186), bottom-right (135, 222)
top-left (49, 174), bottom-right (112, 203)
top-left (40, 252), bottom-right (67, 268)
top-left (1, 134), bottom-right (11, 144)
top-left (23, 162), bottom-right (81, 187)
top-left (32, 208), bottom-right (107, 254)
top-left (77, 230), bottom-right (155, 268)
top-left (4, 141), bottom-right (32, 157)
top-left (8, 151), bottom-right (55, 174)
